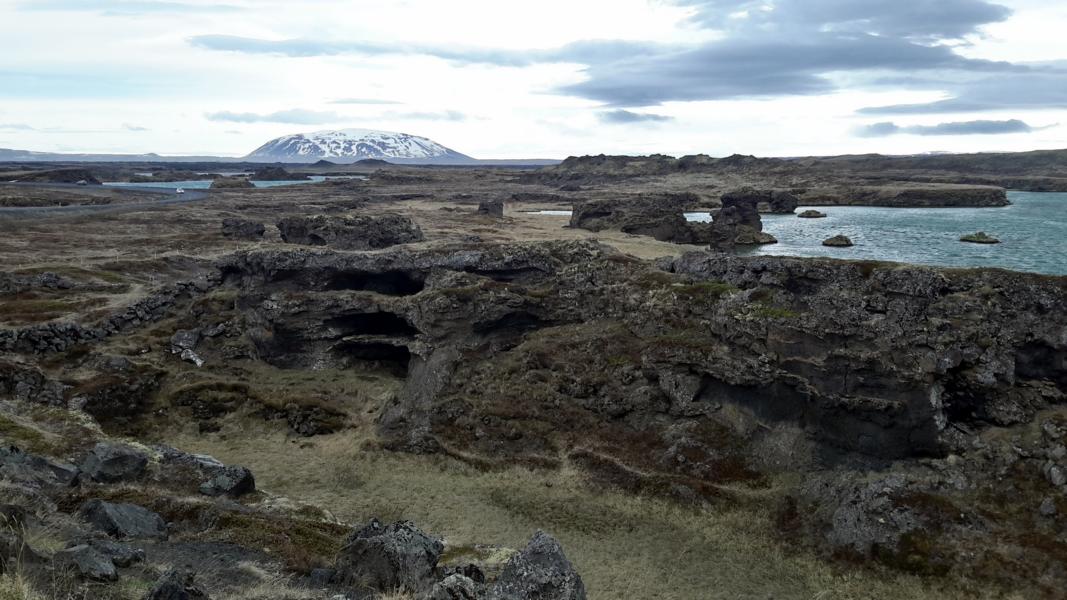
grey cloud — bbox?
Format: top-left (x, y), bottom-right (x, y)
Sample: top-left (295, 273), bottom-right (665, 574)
top-left (205, 109), bottom-right (341, 124)
top-left (857, 119), bottom-right (1043, 137)
top-left (599, 110), bottom-right (673, 124)
top-left (0, 123), bottom-right (36, 131)
top-left (123, 123), bottom-right (149, 131)
top-left (674, 0), bottom-right (1011, 41)
top-left (858, 72), bottom-right (1067, 114)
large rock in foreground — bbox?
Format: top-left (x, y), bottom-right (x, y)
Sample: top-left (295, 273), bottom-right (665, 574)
top-left (489, 531), bottom-right (586, 600)
top-left (80, 442), bottom-right (147, 483)
top-left (80, 500), bottom-right (167, 540)
top-left (334, 519), bottom-right (443, 593)
top-left (278, 214), bottom-right (424, 250)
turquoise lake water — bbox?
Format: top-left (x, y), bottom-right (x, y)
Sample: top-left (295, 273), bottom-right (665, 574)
top-left (102, 175), bottom-right (365, 190)
top-left (739, 191), bottom-right (1067, 275)
top-left (539, 192), bottom-right (1067, 275)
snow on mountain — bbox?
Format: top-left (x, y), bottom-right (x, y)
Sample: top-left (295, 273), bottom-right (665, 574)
top-left (244, 129), bottom-right (473, 163)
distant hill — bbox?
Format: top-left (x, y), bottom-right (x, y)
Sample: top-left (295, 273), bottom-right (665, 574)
top-left (244, 129), bottom-right (473, 164)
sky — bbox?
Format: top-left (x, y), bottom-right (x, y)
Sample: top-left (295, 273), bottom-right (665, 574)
top-left (1, 0), bottom-right (1066, 159)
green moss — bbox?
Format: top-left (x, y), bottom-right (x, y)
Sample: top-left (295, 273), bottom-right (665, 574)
top-left (215, 512), bottom-right (347, 573)
top-left (0, 415), bottom-right (50, 454)
top-left (751, 304), bottom-right (800, 319)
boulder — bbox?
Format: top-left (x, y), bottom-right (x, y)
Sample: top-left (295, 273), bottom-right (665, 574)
top-left (822, 235), bottom-right (854, 247)
top-left (80, 443), bottom-right (148, 483)
top-left (54, 544), bottom-right (118, 581)
top-left (198, 466), bottom-right (255, 497)
top-left (798, 209), bottom-right (827, 218)
top-left (81, 538), bottom-right (145, 567)
top-left (334, 519), bottom-right (443, 593)
top-left (708, 199), bottom-right (775, 249)
top-left (277, 214), bottom-right (425, 250)
top-left (489, 531), bottom-right (585, 600)
top-left (960, 231), bottom-right (1000, 244)
top-left (221, 218), bottom-right (266, 240)
top-left (80, 500), bottom-right (167, 540)
top-left (477, 200), bottom-right (505, 218)
top-left (143, 570), bottom-right (210, 600)
top-left (426, 574), bottom-right (484, 600)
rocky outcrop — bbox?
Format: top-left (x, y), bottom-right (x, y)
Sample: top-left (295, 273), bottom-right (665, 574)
top-left (277, 214), bottom-right (425, 250)
top-left (334, 519), bottom-right (444, 593)
top-left (220, 218), bottom-right (265, 240)
top-left (798, 210), bottom-right (826, 218)
top-left (709, 192), bottom-right (777, 248)
top-left (198, 465), bottom-right (255, 497)
top-left (569, 198), bottom-right (712, 245)
top-left (251, 167), bottom-right (308, 182)
top-left (721, 188), bottom-right (798, 214)
top-left (17, 168), bottom-right (101, 185)
top-left (143, 571), bottom-right (210, 600)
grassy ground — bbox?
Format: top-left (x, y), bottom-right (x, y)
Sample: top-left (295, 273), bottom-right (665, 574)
top-left (170, 421), bottom-right (1019, 600)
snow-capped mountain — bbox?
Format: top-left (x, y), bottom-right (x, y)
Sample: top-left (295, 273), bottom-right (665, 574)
top-left (244, 129), bottom-right (473, 164)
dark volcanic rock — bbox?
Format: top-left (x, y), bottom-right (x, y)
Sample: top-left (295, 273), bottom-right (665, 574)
top-left (960, 231), bottom-right (1000, 244)
top-left (18, 168), bottom-right (101, 185)
top-left (489, 531), bottom-right (586, 600)
top-left (54, 544), bottom-right (118, 581)
top-left (144, 570), bottom-right (210, 600)
top-left (798, 209), bottom-right (827, 218)
top-left (80, 500), bottom-right (167, 540)
top-left (0, 446), bottom-right (79, 488)
top-left (721, 188), bottom-right (798, 214)
top-left (477, 199), bottom-right (505, 218)
top-left (708, 193), bottom-right (777, 248)
top-left (80, 442), bottom-right (148, 483)
top-left (334, 518), bottom-right (444, 593)
top-left (569, 198), bottom-right (711, 245)
top-left (221, 218), bottom-right (266, 240)
top-left (81, 538), bottom-right (146, 567)
top-left (198, 465), bottom-right (255, 497)
top-left (277, 214), bottom-right (424, 250)
top-left (428, 574), bottom-right (484, 600)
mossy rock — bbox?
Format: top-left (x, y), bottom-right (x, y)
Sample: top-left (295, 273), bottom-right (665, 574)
top-left (960, 231), bottom-right (1000, 244)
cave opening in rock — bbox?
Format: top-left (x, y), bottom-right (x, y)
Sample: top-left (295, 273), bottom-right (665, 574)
top-left (326, 270), bottom-right (425, 295)
top-left (1016, 341), bottom-right (1067, 387)
top-left (324, 312), bottom-right (419, 337)
top-left (333, 341), bottom-right (412, 376)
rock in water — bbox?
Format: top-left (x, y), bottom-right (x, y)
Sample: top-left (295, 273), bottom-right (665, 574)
top-left (477, 199), bottom-right (505, 218)
top-left (334, 519), bottom-right (443, 593)
top-left (277, 214), bottom-right (425, 250)
top-left (798, 209), bottom-right (827, 218)
top-left (489, 531), bottom-right (586, 600)
top-left (220, 218), bottom-right (265, 240)
top-left (80, 500), bottom-right (167, 540)
top-left (80, 442), bottom-right (148, 483)
top-left (960, 231), bottom-right (1001, 244)
top-left (822, 235), bottom-right (854, 247)
top-left (143, 570), bottom-right (210, 600)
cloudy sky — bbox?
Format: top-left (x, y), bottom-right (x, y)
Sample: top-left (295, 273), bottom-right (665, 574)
top-left (1, 0), bottom-right (1065, 159)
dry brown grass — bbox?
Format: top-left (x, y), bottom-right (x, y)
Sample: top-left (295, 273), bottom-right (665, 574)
top-left (169, 418), bottom-right (1019, 600)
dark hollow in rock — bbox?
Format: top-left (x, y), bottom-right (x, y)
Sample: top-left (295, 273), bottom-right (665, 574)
top-left (489, 531), bottom-right (586, 600)
top-left (277, 214), bottom-right (425, 250)
top-left (332, 341), bottom-right (412, 376)
top-left (334, 518), bottom-right (444, 594)
top-left (80, 442), bottom-right (148, 484)
top-left (220, 218), bottom-right (266, 240)
top-left (324, 312), bottom-right (420, 337)
top-left (80, 500), bottom-right (167, 540)
top-left (324, 270), bottom-right (426, 295)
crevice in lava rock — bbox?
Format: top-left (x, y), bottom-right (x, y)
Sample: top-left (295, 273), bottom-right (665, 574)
top-left (333, 341), bottom-right (412, 376)
top-left (1016, 341), bottom-right (1067, 387)
top-left (474, 312), bottom-right (551, 335)
top-left (325, 270), bottom-right (425, 296)
top-left (325, 312), bottom-right (419, 337)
